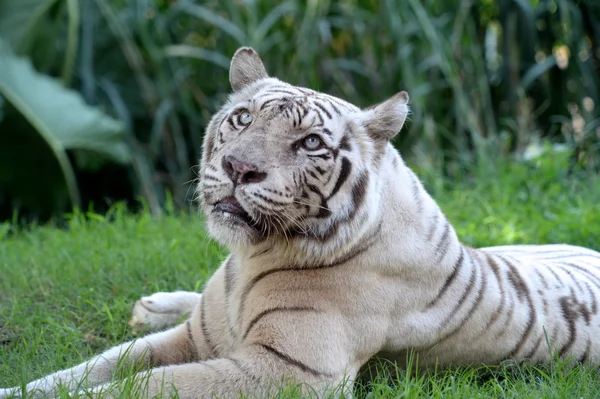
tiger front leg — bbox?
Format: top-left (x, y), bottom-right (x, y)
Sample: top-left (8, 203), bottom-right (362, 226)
top-left (84, 344), bottom-right (355, 399)
top-left (0, 320), bottom-right (206, 399)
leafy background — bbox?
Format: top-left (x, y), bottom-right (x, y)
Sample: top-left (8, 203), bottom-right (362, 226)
top-left (0, 0), bottom-right (599, 222)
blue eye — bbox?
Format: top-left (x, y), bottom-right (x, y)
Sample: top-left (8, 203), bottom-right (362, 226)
top-left (238, 111), bottom-right (253, 125)
top-left (302, 135), bottom-right (323, 150)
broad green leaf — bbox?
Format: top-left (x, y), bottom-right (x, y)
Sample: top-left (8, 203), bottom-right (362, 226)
top-left (0, 40), bottom-right (130, 162)
top-left (0, 39), bottom-right (130, 207)
top-left (0, 0), bottom-right (59, 52)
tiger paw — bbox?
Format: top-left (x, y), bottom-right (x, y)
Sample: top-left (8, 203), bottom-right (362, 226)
top-left (128, 291), bottom-right (202, 332)
top-left (0, 387), bottom-right (20, 399)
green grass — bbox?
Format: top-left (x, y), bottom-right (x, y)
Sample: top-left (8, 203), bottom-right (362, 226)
top-left (1, 150), bottom-right (599, 398)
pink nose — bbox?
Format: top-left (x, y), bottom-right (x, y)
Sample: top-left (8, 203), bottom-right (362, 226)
top-left (221, 154), bottom-right (267, 185)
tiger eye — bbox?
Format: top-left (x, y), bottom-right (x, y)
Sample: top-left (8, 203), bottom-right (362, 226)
top-left (303, 135), bottom-right (322, 150)
top-left (239, 111), bottom-right (253, 125)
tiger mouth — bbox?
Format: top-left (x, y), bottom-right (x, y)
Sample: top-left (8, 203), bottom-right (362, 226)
top-left (213, 196), bottom-right (259, 230)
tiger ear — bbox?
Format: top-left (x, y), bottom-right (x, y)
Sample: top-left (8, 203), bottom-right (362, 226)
top-left (362, 91), bottom-right (409, 141)
top-left (229, 47), bottom-right (269, 92)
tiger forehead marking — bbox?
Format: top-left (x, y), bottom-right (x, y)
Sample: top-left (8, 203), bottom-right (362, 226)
top-left (226, 85), bottom-right (360, 139)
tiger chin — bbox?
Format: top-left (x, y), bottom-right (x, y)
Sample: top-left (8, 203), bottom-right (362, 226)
top-left (2, 47), bottom-right (599, 399)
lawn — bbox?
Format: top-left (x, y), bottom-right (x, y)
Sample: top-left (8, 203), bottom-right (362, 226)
top-left (1, 151), bottom-right (599, 398)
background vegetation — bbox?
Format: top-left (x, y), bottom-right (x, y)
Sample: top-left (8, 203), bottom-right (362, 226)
top-left (1, 152), bottom-right (599, 397)
top-left (0, 0), bottom-right (599, 221)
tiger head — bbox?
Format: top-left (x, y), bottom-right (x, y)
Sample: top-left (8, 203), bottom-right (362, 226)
top-left (198, 47), bottom-right (409, 256)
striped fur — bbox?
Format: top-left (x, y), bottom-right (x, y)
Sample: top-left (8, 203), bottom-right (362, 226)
top-left (2, 47), bottom-right (599, 399)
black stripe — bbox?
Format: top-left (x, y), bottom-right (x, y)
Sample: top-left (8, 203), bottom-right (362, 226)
top-left (329, 157), bottom-right (352, 199)
top-left (537, 253), bottom-right (600, 262)
top-left (297, 87), bottom-right (313, 96)
top-left (351, 172), bottom-right (369, 213)
top-left (249, 244), bottom-right (274, 259)
top-left (522, 333), bottom-right (544, 360)
top-left (186, 320), bottom-right (199, 361)
top-left (322, 127), bottom-right (334, 136)
top-left (263, 187), bottom-right (288, 197)
top-left (252, 191), bottom-right (289, 206)
top-left (436, 252), bottom-right (488, 343)
top-left (325, 95), bottom-right (355, 112)
top-left (312, 108), bottom-right (325, 125)
top-left (438, 254), bottom-right (478, 329)
top-left (258, 344), bottom-right (331, 377)
top-left (500, 255), bottom-right (528, 301)
top-left (542, 297), bottom-right (549, 316)
top-left (324, 98), bottom-right (342, 115)
top-left (434, 222), bottom-right (450, 253)
top-left (578, 340), bottom-right (592, 364)
top-left (148, 346), bottom-right (159, 367)
top-left (563, 263), bottom-right (600, 291)
top-left (260, 98), bottom-right (279, 110)
top-left (223, 257), bottom-right (238, 339)
top-left (307, 169), bottom-right (319, 180)
top-left (339, 135), bottom-right (351, 151)
top-left (434, 223), bottom-right (453, 263)
top-left (294, 107), bottom-right (303, 127)
top-left (238, 237), bottom-right (376, 326)
top-left (485, 289), bottom-right (506, 330)
top-left (200, 297), bottom-right (217, 357)
top-left (303, 184), bottom-right (330, 218)
top-left (556, 265), bottom-right (583, 293)
top-left (426, 248), bottom-right (465, 308)
top-left (313, 101), bottom-right (332, 119)
top-left (307, 152), bottom-right (331, 160)
top-left (495, 294), bottom-right (516, 338)
top-left (577, 259), bottom-right (600, 269)
top-left (223, 357), bottom-right (260, 384)
top-left (202, 183), bottom-right (229, 190)
top-left (202, 174), bottom-right (221, 182)
top-left (243, 307), bottom-right (319, 340)
top-left (410, 171), bottom-right (423, 213)
top-left (426, 212), bottom-right (439, 241)
top-left (501, 256), bottom-right (537, 358)
top-left (315, 166), bottom-right (327, 175)
top-left (533, 269), bottom-right (549, 289)
top-left (484, 253), bottom-right (506, 329)
top-left (558, 296), bottom-right (577, 357)
top-left (226, 115), bottom-right (237, 130)
top-left (540, 262), bottom-right (564, 287)
top-left (585, 281), bottom-right (598, 314)
top-left (245, 197), bottom-right (273, 214)
top-left (224, 256), bottom-right (235, 299)
top-left (266, 89), bottom-right (299, 96)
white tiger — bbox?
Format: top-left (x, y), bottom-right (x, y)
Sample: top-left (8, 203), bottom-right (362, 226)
top-left (1, 47), bottom-right (599, 399)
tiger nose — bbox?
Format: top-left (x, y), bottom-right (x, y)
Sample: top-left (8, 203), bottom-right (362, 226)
top-left (221, 154), bottom-right (267, 185)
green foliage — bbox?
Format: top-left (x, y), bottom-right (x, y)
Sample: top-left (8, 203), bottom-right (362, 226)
top-left (0, 0), bottom-right (598, 219)
top-left (0, 153), bottom-right (598, 397)
top-left (0, 40), bottom-right (130, 212)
